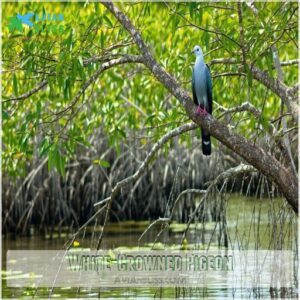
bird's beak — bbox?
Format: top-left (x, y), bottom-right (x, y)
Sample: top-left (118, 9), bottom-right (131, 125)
top-left (191, 50), bottom-right (194, 54)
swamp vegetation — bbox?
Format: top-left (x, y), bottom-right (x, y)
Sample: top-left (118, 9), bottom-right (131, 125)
top-left (2, 1), bottom-right (299, 299)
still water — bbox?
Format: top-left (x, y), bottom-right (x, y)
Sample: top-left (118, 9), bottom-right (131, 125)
top-left (2, 195), bottom-right (298, 299)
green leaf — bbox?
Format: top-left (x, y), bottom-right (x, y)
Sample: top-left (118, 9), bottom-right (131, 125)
top-left (57, 153), bottom-right (65, 177)
top-left (189, 3), bottom-right (197, 19)
top-left (99, 160), bottom-right (110, 168)
top-left (47, 144), bottom-right (65, 176)
top-left (65, 30), bottom-right (73, 51)
top-left (78, 56), bottom-right (83, 67)
top-left (13, 74), bottom-right (18, 96)
top-left (103, 15), bottom-right (113, 27)
top-left (198, 7), bottom-right (203, 25)
top-left (65, 142), bottom-right (75, 156)
top-left (2, 110), bottom-right (9, 120)
top-left (259, 116), bottom-right (269, 130)
top-left (100, 31), bottom-right (104, 48)
top-left (63, 78), bottom-right (72, 100)
top-left (39, 138), bottom-right (52, 156)
top-left (93, 159), bottom-right (110, 168)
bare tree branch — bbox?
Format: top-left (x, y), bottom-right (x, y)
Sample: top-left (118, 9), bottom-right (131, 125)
top-left (181, 164), bottom-right (257, 243)
top-left (245, 2), bottom-right (298, 176)
top-left (138, 217), bottom-right (170, 243)
top-left (271, 46), bottom-right (297, 177)
top-left (209, 58), bottom-right (299, 67)
top-left (166, 3), bottom-right (242, 48)
top-left (41, 55), bottom-right (144, 124)
top-left (288, 83), bottom-right (299, 96)
top-left (212, 72), bottom-right (246, 79)
top-left (280, 59), bottom-right (299, 67)
top-left (209, 58), bottom-right (240, 65)
top-left (244, 2), bottom-right (299, 123)
top-left (217, 102), bottom-right (261, 119)
top-left (170, 189), bottom-right (206, 219)
top-left (101, 1), bottom-right (298, 213)
top-left (250, 64), bottom-right (299, 123)
top-left (3, 54), bottom-right (143, 103)
top-left (94, 122), bottom-right (198, 249)
top-left (138, 188), bottom-right (206, 244)
top-left (3, 80), bottom-right (48, 103)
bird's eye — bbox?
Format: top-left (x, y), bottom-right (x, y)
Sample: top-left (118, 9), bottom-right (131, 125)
top-left (197, 49), bottom-right (199, 51)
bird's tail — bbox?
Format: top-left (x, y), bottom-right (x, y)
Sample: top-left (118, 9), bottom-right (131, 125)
top-left (201, 128), bottom-right (211, 156)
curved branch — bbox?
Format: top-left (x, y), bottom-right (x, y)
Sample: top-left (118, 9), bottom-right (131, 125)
top-left (94, 122), bottom-right (198, 248)
top-left (212, 72), bottom-right (246, 79)
top-left (209, 58), bottom-right (299, 67)
top-left (101, 1), bottom-right (298, 213)
top-left (250, 65), bottom-right (299, 122)
top-left (3, 54), bottom-right (143, 103)
top-left (244, 2), bottom-right (299, 122)
top-left (168, 4), bottom-right (242, 48)
top-left (3, 80), bottom-right (48, 103)
top-left (209, 58), bottom-right (240, 65)
top-left (288, 83), bottom-right (299, 96)
top-left (170, 189), bottom-right (206, 218)
top-left (271, 46), bottom-right (297, 177)
top-left (138, 217), bottom-right (170, 243)
top-left (138, 189), bottom-right (206, 245)
top-left (217, 102), bottom-right (261, 119)
top-left (181, 164), bottom-right (257, 243)
top-left (280, 59), bottom-right (299, 67)
top-left (42, 55), bottom-right (144, 124)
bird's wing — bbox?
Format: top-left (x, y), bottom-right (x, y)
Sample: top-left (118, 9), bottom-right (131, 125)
top-left (205, 64), bottom-right (213, 114)
top-left (192, 67), bottom-right (198, 106)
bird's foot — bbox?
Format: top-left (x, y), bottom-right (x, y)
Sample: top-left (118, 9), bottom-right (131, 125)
top-left (196, 106), bottom-right (208, 116)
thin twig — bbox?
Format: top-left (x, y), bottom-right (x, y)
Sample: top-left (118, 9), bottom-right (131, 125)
top-left (138, 217), bottom-right (170, 243)
top-left (217, 102), bottom-right (261, 119)
top-left (181, 164), bottom-right (257, 244)
top-left (94, 122), bottom-right (198, 249)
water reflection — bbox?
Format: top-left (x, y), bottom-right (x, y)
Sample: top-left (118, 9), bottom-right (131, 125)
top-left (2, 195), bottom-right (298, 299)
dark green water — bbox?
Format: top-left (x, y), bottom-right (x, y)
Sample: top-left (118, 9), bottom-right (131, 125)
top-left (2, 195), bottom-right (298, 299)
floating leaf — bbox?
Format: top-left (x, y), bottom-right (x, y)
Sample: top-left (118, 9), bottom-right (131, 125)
top-left (73, 240), bottom-right (80, 247)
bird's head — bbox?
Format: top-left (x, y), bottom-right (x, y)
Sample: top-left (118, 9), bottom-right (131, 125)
top-left (192, 45), bottom-right (203, 57)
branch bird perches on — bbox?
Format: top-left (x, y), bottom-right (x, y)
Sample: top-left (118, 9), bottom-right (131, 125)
top-left (100, 1), bottom-right (298, 213)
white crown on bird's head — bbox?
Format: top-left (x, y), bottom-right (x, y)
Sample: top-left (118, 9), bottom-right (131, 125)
top-left (192, 45), bottom-right (203, 57)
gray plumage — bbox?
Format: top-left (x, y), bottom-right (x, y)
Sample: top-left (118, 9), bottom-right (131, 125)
top-left (192, 45), bottom-right (213, 155)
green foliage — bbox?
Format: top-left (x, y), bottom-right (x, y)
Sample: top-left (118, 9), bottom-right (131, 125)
top-left (48, 143), bottom-right (65, 176)
top-left (2, 2), bottom-right (298, 176)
